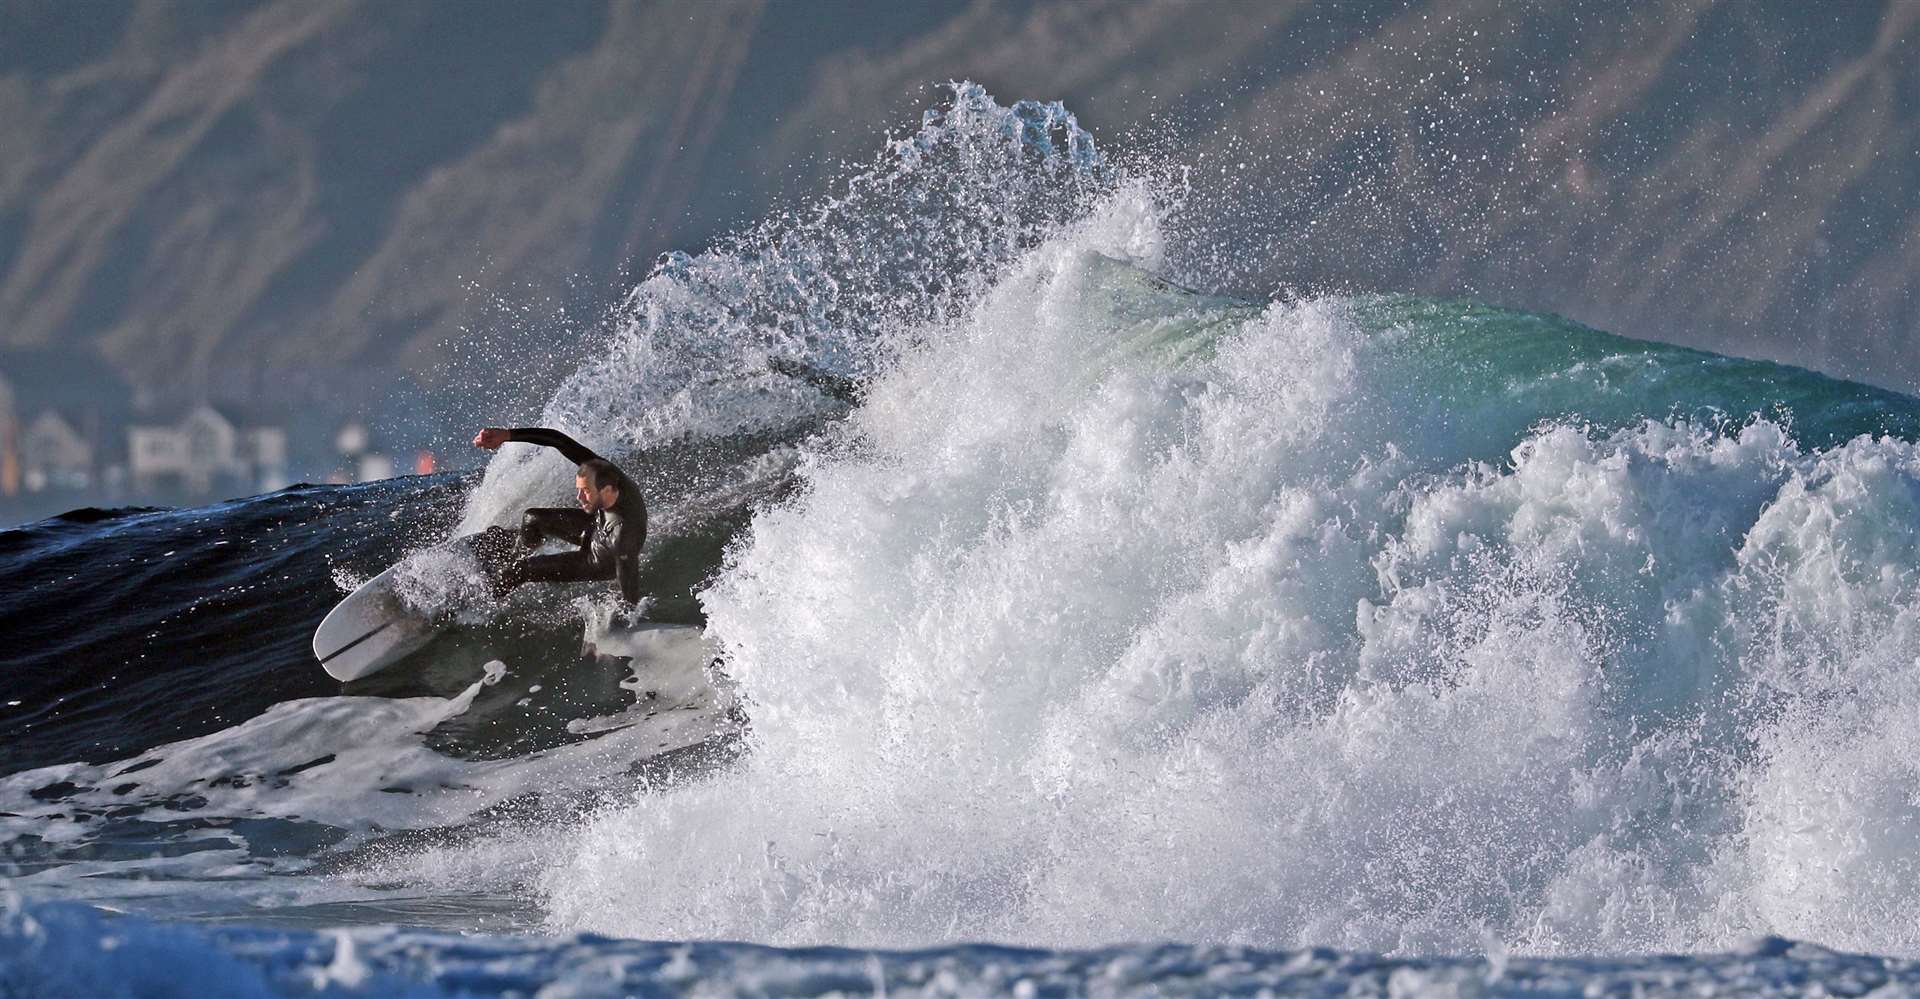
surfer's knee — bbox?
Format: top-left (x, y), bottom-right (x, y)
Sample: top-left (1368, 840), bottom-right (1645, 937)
top-left (470, 525), bottom-right (517, 569)
top-left (498, 558), bottom-right (529, 594)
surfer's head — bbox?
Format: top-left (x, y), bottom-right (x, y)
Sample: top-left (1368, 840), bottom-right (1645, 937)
top-left (575, 459), bottom-right (621, 512)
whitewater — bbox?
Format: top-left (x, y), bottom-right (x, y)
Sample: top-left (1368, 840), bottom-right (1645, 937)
top-left (6, 83), bottom-right (1920, 994)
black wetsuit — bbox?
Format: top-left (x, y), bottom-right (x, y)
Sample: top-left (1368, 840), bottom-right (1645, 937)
top-left (481, 427), bottom-right (647, 604)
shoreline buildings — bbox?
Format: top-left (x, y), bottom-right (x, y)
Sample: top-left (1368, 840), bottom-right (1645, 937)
top-left (0, 350), bottom-right (432, 525)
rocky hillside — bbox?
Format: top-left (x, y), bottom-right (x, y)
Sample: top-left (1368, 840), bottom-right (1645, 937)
top-left (2, 0), bottom-right (1915, 400)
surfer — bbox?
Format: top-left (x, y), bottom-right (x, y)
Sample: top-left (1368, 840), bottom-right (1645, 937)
top-left (470, 427), bottom-right (646, 605)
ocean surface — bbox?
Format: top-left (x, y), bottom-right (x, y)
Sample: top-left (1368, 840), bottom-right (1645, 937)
top-left (7, 84), bottom-right (1920, 995)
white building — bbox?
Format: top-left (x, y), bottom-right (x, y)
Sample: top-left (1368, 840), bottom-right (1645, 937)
top-left (129, 404), bottom-right (288, 496)
top-left (22, 411), bottom-right (92, 491)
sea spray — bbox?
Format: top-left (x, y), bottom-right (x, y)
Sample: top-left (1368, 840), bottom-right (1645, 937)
top-left (520, 235), bottom-right (1920, 952)
top-left (266, 83), bottom-right (1919, 955)
top-left (465, 168), bottom-right (1920, 955)
top-left (456, 83), bottom-right (1115, 533)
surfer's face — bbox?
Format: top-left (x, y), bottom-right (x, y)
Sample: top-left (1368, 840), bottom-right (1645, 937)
top-left (576, 474), bottom-right (616, 512)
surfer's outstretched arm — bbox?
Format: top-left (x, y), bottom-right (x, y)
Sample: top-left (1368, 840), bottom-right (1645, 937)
top-left (472, 426), bottom-right (601, 466)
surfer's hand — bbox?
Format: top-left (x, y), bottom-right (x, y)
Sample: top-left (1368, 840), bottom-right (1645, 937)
top-left (473, 428), bottom-right (511, 450)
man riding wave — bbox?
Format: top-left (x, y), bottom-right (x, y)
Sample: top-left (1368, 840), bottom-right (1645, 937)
top-left (470, 426), bottom-right (646, 605)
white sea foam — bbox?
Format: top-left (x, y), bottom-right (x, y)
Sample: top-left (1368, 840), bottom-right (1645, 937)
top-left (0, 656), bottom-right (739, 919)
top-left (68, 83), bottom-right (1910, 960)
top-left (422, 182), bottom-right (1920, 956)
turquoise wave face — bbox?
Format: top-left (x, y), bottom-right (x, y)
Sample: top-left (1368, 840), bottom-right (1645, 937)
top-left (1019, 254), bottom-right (1920, 465)
top-left (1354, 294), bottom-right (1920, 456)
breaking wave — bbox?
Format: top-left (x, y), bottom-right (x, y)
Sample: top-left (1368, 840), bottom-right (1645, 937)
top-left (7, 83), bottom-right (1920, 970)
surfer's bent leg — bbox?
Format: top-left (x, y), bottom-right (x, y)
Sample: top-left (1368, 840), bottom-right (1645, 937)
top-left (475, 512), bottom-right (594, 597)
top-left (520, 508), bottom-right (592, 547)
top-left (506, 550), bottom-right (611, 589)
top-left (469, 526), bottom-right (521, 589)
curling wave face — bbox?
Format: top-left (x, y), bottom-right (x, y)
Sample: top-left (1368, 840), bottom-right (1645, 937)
top-left (479, 206), bottom-right (1920, 955)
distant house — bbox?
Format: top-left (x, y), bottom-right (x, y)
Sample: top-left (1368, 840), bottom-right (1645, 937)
top-left (0, 349), bottom-right (134, 499)
top-left (129, 403), bottom-right (288, 496)
top-left (22, 411), bottom-right (92, 491)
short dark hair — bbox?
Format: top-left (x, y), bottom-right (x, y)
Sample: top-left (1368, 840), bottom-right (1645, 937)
top-left (577, 458), bottom-right (621, 493)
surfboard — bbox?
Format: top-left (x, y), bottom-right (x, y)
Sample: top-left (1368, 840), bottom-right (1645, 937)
top-left (313, 537), bottom-right (479, 682)
top-left (566, 622), bottom-right (728, 735)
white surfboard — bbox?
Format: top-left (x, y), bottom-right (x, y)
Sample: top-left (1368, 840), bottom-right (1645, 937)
top-left (567, 622), bottom-right (729, 735)
top-left (313, 543), bottom-right (467, 681)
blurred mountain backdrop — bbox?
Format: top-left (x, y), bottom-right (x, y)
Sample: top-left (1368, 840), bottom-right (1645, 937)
top-left (1, 0), bottom-right (1915, 417)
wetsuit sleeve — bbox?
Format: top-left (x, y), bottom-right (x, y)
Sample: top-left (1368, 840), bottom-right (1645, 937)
top-left (507, 427), bottom-right (600, 466)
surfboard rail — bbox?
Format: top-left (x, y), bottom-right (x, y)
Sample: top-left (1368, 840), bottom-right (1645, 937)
top-left (312, 536), bottom-right (485, 681)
